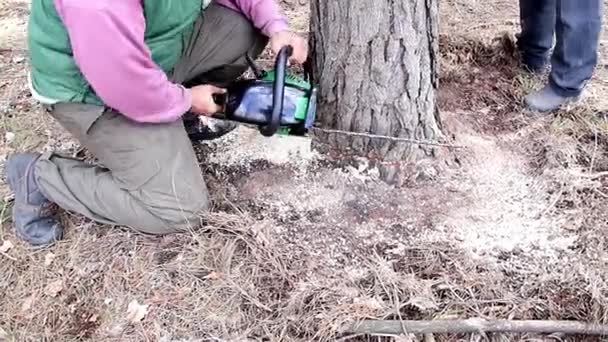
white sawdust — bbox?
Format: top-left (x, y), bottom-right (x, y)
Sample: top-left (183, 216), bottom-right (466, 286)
top-left (204, 122), bottom-right (383, 183)
top-left (440, 132), bottom-right (577, 260)
top-left (205, 124), bottom-right (319, 171)
top-left (204, 118), bottom-right (577, 264)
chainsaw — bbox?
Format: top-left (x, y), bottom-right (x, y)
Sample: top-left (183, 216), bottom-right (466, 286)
top-left (187, 45), bottom-right (317, 140)
top-left (185, 46), bottom-right (460, 149)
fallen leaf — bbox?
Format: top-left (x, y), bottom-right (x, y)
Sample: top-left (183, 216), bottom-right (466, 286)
top-left (20, 295), bottom-right (35, 315)
top-left (44, 253), bottom-right (56, 266)
top-left (107, 323), bottom-right (126, 337)
top-left (352, 296), bottom-right (384, 311)
top-left (126, 300), bottom-right (149, 324)
top-left (395, 334), bottom-right (416, 342)
top-left (203, 271), bottom-right (222, 280)
top-left (4, 132), bottom-right (15, 144)
top-left (0, 240), bottom-right (14, 253)
top-left (44, 279), bottom-right (63, 297)
top-left (0, 326), bottom-right (8, 339)
top-left (407, 296), bottom-right (438, 311)
top-left (424, 333), bottom-right (437, 342)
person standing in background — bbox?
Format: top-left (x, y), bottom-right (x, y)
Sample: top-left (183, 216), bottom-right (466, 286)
top-left (517, 0), bottom-right (603, 112)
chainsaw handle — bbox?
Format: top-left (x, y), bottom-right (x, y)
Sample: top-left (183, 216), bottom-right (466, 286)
top-left (260, 45), bottom-right (292, 137)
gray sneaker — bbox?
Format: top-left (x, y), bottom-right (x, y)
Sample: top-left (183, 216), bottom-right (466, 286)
top-left (524, 84), bottom-right (579, 113)
top-left (5, 153), bottom-right (63, 247)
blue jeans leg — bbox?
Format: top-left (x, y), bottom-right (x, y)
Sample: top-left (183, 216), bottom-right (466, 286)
top-left (549, 0), bottom-right (603, 97)
top-left (517, 0), bottom-right (556, 71)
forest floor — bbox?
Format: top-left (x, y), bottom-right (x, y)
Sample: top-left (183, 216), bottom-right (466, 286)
top-left (1, 0), bottom-right (608, 341)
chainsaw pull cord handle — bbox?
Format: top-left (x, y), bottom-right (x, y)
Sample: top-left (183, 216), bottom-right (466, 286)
top-left (260, 45), bottom-right (292, 137)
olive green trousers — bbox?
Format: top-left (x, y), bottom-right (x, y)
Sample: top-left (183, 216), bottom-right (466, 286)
top-left (34, 4), bottom-right (267, 234)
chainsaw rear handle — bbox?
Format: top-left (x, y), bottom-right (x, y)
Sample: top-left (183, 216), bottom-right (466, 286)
top-left (259, 45), bottom-right (293, 137)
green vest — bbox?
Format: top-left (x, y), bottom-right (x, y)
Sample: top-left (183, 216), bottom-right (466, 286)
top-left (27, 0), bottom-right (210, 106)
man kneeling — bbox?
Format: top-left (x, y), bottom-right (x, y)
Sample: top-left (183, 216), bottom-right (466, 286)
top-left (6, 0), bottom-right (307, 246)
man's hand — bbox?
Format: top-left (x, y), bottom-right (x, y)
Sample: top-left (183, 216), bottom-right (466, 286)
top-left (270, 30), bottom-right (308, 65)
top-left (190, 85), bottom-right (226, 116)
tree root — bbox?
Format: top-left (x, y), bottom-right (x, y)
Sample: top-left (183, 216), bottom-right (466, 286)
top-left (343, 318), bottom-right (608, 336)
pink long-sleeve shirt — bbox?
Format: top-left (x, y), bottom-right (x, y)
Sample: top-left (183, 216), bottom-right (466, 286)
top-left (50, 0), bottom-right (288, 123)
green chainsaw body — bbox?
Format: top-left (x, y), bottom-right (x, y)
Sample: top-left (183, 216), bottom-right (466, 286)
top-left (210, 46), bottom-right (317, 137)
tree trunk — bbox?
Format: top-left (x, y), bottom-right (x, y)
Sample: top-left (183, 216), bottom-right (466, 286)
top-left (309, 0), bottom-right (442, 167)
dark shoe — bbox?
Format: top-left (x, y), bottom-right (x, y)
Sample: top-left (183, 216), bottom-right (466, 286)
top-left (184, 114), bottom-right (237, 142)
top-left (524, 84), bottom-right (579, 113)
top-left (5, 153), bottom-right (63, 247)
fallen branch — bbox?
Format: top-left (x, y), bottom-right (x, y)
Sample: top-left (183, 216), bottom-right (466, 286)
top-left (344, 318), bottom-right (608, 336)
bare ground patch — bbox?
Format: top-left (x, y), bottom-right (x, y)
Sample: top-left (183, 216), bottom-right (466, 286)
top-left (2, 0), bottom-right (608, 341)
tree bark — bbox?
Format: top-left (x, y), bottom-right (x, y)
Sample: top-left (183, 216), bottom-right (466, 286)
top-left (309, 0), bottom-right (442, 165)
